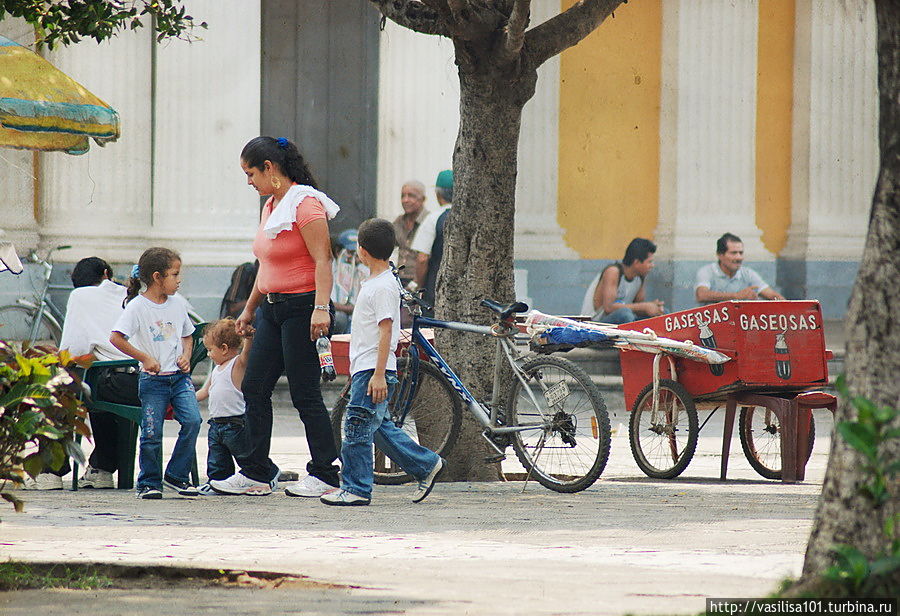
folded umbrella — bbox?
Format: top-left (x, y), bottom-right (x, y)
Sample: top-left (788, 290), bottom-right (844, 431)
top-left (0, 35), bottom-right (119, 155)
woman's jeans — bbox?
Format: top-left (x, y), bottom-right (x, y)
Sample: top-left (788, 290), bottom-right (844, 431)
top-left (136, 372), bottom-right (201, 490)
top-left (240, 294), bottom-right (340, 486)
top-left (340, 370), bottom-right (440, 500)
top-left (206, 416), bottom-right (251, 481)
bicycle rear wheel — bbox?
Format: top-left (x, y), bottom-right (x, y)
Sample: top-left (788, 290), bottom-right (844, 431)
top-left (0, 305), bottom-right (61, 347)
top-left (629, 379), bottom-right (698, 479)
top-left (330, 357), bottom-right (463, 485)
top-left (738, 406), bottom-right (815, 480)
top-left (506, 356), bottom-right (611, 493)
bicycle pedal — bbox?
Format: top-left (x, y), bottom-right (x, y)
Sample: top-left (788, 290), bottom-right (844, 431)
top-left (484, 454), bottom-right (506, 464)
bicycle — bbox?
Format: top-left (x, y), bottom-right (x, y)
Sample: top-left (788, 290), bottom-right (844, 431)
top-left (0, 244), bottom-right (71, 346)
top-left (329, 265), bottom-right (612, 493)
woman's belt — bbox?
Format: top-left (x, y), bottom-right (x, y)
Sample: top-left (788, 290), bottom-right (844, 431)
top-left (265, 291), bottom-right (315, 304)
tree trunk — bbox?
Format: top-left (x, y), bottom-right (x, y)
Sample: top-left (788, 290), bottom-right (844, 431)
top-left (797, 0), bottom-right (900, 591)
top-left (435, 64), bottom-right (538, 481)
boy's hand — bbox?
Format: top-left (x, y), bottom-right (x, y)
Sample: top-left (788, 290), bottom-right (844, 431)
top-left (176, 353), bottom-right (190, 372)
top-left (368, 373), bottom-right (388, 404)
top-left (142, 358), bottom-right (161, 374)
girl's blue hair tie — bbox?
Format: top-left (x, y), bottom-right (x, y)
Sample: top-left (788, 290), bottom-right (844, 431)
top-left (130, 264), bottom-right (140, 278)
top-left (276, 137), bottom-right (289, 148)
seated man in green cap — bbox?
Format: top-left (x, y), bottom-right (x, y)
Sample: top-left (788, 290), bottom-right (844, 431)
top-left (410, 169), bottom-right (453, 314)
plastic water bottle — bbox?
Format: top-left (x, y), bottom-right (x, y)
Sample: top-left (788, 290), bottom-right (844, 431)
top-left (316, 336), bottom-right (336, 382)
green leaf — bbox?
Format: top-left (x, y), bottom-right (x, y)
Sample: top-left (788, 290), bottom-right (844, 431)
top-left (63, 438), bottom-right (86, 467)
top-left (852, 396), bottom-right (877, 422)
top-left (873, 406), bottom-right (898, 424)
top-left (834, 374), bottom-right (849, 398)
top-left (868, 556), bottom-right (900, 577)
top-left (884, 460), bottom-right (900, 476)
top-left (883, 428), bottom-right (900, 440)
top-left (22, 453), bottom-right (44, 478)
top-left (836, 422), bottom-right (878, 461)
top-left (1, 491), bottom-right (25, 513)
top-left (34, 424), bottom-right (64, 439)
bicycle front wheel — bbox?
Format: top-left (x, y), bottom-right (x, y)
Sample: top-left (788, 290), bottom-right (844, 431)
top-left (330, 357), bottom-right (463, 485)
top-left (0, 305), bottom-right (61, 347)
top-left (739, 406), bottom-right (815, 480)
top-left (506, 356), bottom-right (611, 493)
top-left (629, 379), bottom-right (698, 479)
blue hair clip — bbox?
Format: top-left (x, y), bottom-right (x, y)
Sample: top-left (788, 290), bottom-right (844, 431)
top-left (276, 137), bottom-right (289, 148)
top-left (130, 264), bottom-right (140, 278)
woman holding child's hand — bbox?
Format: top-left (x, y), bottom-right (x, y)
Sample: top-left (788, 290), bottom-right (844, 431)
top-left (208, 136), bottom-right (341, 498)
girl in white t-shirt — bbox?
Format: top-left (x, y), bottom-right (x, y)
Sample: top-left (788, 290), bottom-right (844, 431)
top-left (194, 318), bottom-right (253, 495)
top-left (110, 247), bottom-right (201, 500)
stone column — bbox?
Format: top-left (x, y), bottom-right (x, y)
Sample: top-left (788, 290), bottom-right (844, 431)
top-left (151, 0), bottom-right (261, 266)
top-left (375, 21), bottom-right (459, 220)
top-left (655, 0), bottom-right (766, 309)
top-left (513, 2), bottom-right (577, 260)
top-left (39, 29), bottom-right (153, 263)
top-left (780, 0), bottom-right (877, 315)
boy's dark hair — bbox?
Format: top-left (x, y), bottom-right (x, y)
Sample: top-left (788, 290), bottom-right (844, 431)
top-left (357, 218), bottom-right (396, 261)
top-left (622, 238), bottom-right (657, 266)
top-left (71, 257), bottom-right (113, 288)
top-left (716, 233), bottom-right (742, 254)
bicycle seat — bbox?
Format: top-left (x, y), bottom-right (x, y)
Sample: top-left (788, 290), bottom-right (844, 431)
top-left (480, 299), bottom-right (529, 320)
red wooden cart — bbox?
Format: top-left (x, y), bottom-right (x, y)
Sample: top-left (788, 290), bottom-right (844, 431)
top-left (615, 300), bottom-right (836, 482)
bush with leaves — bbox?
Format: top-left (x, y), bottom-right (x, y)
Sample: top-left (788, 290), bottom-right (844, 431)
top-left (0, 341), bottom-right (90, 514)
top-left (820, 376), bottom-right (900, 597)
top-left (0, 0), bottom-right (206, 48)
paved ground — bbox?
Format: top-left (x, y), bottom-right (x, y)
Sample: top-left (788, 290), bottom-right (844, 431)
top-left (0, 383), bottom-right (834, 616)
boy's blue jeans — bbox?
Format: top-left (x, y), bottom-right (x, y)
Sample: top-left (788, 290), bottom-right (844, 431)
top-left (206, 417), bottom-right (251, 481)
top-left (340, 369), bottom-right (440, 500)
top-left (137, 372), bottom-right (201, 490)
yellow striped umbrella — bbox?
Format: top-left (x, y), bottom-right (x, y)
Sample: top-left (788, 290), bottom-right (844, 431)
top-left (0, 35), bottom-right (119, 155)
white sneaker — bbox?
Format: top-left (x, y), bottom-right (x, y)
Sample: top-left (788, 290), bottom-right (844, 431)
top-left (412, 458), bottom-right (445, 503)
top-left (284, 475), bottom-right (335, 498)
top-left (320, 489), bottom-right (370, 506)
top-left (80, 466), bottom-right (114, 489)
top-left (209, 472), bottom-right (272, 496)
top-left (22, 473), bottom-right (64, 490)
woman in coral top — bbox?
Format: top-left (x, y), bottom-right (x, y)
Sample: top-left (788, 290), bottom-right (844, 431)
top-left (209, 136), bottom-right (341, 498)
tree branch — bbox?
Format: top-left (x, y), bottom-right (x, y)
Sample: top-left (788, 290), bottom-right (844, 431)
top-left (524, 0), bottom-right (626, 68)
top-left (369, 0), bottom-right (450, 36)
top-left (496, 0), bottom-right (530, 66)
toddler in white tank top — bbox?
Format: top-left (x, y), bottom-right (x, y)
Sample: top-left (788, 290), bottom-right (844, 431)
top-left (195, 318), bottom-right (253, 494)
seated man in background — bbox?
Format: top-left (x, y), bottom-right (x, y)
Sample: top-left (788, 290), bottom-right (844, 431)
top-left (581, 238), bottom-right (664, 325)
top-left (60, 257), bottom-right (140, 488)
top-left (695, 233), bottom-right (785, 305)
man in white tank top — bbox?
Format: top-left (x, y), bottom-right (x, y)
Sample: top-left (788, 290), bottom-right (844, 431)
top-left (582, 238), bottom-right (665, 324)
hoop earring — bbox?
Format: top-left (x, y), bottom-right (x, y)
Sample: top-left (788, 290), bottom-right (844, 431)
top-left (271, 175), bottom-right (281, 190)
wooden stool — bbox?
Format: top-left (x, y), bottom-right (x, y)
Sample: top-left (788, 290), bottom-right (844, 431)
top-left (721, 391), bottom-right (837, 482)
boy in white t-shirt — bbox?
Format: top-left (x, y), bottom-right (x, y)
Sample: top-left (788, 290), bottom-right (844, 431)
top-left (320, 219), bottom-right (444, 507)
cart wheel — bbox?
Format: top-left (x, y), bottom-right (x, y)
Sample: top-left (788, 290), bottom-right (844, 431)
top-left (629, 379), bottom-right (698, 479)
top-left (738, 407), bottom-right (815, 480)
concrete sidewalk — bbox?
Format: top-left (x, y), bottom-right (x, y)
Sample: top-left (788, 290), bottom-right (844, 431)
top-left (0, 403), bottom-right (832, 616)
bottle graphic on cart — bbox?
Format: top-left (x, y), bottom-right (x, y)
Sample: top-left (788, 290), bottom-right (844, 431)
top-left (698, 320), bottom-right (724, 376)
top-left (775, 332), bottom-right (792, 380)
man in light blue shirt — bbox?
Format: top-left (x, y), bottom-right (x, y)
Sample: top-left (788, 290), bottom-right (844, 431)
top-left (695, 233), bottom-right (785, 305)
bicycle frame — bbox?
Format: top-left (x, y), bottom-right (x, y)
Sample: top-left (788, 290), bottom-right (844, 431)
top-left (399, 313), bottom-right (555, 437)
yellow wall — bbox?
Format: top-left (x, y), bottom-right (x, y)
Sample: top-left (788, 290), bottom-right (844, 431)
top-left (558, 0), bottom-right (662, 259)
top-left (755, 0), bottom-right (795, 255)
